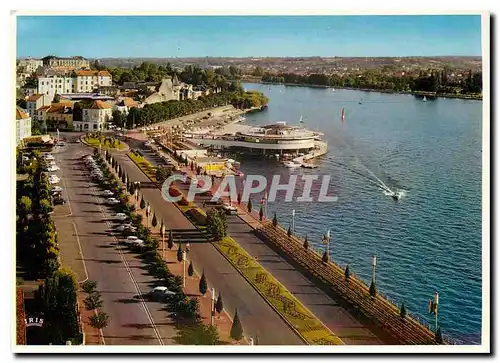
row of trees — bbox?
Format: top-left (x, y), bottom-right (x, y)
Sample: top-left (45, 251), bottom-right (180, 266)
top-left (261, 69), bottom-right (482, 94)
top-left (33, 268), bottom-right (82, 344)
top-left (96, 62), bottom-right (241, 91)
top-left (101, 150), bottom-right (226, 344)
top-left (17, 153), bottom-right (59, 279)
top-left (17, 151), bottom-right (83, 344)
top-left (121, 89), bottom-right (268, 128)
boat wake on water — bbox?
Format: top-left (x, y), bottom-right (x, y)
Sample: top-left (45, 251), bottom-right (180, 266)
top-left (329, 158), bottom-right (407, 201)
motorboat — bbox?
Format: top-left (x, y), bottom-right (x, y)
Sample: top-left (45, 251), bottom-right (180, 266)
top-left (284, 161), bottom-right (301, 168)
top-left (301, 162), bottom-right (318, 169)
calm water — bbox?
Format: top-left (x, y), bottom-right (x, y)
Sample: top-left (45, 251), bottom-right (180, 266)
top-left (240, 83), bottom-right (483, 344)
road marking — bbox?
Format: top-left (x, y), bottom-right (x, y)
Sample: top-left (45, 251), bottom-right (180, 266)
top-left (53, 150), bottom-right (105, 345)
top-left (72, 223), bottom-right (89, 284)
top-left (92, 189), bottom-right (164, 346)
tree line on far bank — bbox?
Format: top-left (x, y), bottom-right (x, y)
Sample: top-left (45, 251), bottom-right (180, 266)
top-left (261, 68), bottom-right (482, 95)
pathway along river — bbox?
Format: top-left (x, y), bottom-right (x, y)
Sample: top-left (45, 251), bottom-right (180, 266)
top-left (238, 83), bottom-right (482, 344)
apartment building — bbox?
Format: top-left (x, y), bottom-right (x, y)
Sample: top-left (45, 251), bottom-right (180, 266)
top-left (42, 55), bottom-right (90, 71)
top-left (17, 58), bottom-right (43, 74)
top-left (37, 75), bottom-right (76, 101)
top-left (36, 70), bottom-right (113, 102)
top-left (73, 100), bottom-right (112, 131)
top-left (16, 107), bottom-right (32, 146)
top-left (74, 70), bottom-right (112, 93)
top-left (25, 94), bottom-right (51, 121)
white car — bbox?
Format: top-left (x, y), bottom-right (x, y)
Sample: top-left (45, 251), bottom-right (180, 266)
top-left (44, 155), bottom-right (55, 161)
top-left (47, 165), bottom-right (60, 172)
top-left (222, 203), bottom-right (238, 214)
top-left (150, 286), bottom-right (176, 300)
top-left (114, 213), bottom-right (128, 221)
top-left (125, 236), bottom-right (144, 245)
top-left (102, 190), bottom-right (114, 197)
top-left (116, 224), bottom-right (137, 233)
top-left (51, 186), bottom-right (63, 193)
top-left (49, 178), bottom-right (60, 184)
top-left (106, 198), bottom-right (120, 205)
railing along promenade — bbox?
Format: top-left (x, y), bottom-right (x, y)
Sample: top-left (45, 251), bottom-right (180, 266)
top-left (255, 222), bottom-right (438, 345)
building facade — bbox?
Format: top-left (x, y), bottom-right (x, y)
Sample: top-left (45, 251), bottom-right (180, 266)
top-left (26, 94), bottom-right (51, 121)
top-left (35, 70), bottom-right (112, 102)
top-left (17, 58), bottom-right (43, 74)
top-left (75, 70), bottom-right (112, 93)
top-left (73, 100), bottom-right (112, 132)
top-left (143, 76), bottom-right (195, 105)
top-left (16, 107), bottom-right (32, 146)
top-left (42, 56), bottom-right (90, 71)
top-left (37, 75), bottom-right (76, 102)
top-left (45, 103), bottom-right (73, 130)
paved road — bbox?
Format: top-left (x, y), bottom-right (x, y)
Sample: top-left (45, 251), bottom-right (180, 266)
top-left (136, 141), bottom-right (384, 345)
top-left (111, 148), bottom-right (304, 345)
top-left (53, 134), bottom-right (177, 345)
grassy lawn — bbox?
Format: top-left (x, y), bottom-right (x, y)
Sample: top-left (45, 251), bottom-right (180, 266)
top-left (84, 135), bottom-right (125, 150)
top-left (127, 152), bottom-right (157, 181)
top-left (214, 237), bottom-right (344, 345)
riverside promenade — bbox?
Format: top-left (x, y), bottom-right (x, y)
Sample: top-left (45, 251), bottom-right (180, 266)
top-left (164, 149), bottom-right (440, 345)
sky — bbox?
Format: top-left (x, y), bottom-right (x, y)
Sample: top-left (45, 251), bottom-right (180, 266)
top-left (16, 15), bottom-right (482, 58)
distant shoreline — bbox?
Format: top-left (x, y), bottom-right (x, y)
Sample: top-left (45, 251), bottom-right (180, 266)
top-left (243, 80), bottom-right (482, 101)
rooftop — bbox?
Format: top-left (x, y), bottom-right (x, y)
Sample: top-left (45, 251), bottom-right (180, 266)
top-left (16, 107), bottom-right (30, 120)
top-left (27, 94), bottom-right (44, 102)
top-left (86, 100), bottom-right (112, 110)
top-left (75, 70), bottom-right (111, 77)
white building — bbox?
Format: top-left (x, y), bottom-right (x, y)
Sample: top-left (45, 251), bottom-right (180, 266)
top-left (26, 94), bottom-right (51, 121)
top-left (73, 100), bottom-right (112, 132)
top-left (42, 55), bottom-right (90, 71)
top-left (75, 70), bottom-right (112, 93)
top-left (114, 97), bottom-right (138, 115)
top-left (16, 107), bottom-right (32, 146)
top-left (37, 75), bottom-right (76, 102)
top-left (17, 58), bottom-right (43, 74)
top-left (36, 70), bottom-right (113, 102)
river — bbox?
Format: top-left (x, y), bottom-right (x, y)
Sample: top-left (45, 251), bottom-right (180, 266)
top-left (239, 82), bottom-right (483, 344)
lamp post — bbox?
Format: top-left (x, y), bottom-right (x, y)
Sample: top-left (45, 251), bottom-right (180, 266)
top-left (325, 229), bottom-right (331, 256)
top-left (161, 223), bottom-right (166, 260)
top-left (435, 292), bottom-right (439, 332)
top-left (210, 287), bottom-right (216, 325)
top-left (146, 203), bottom-right (151, 228)
top-left (372, 255), bottom-right (377, 285)
top-left (292, 209), bottom-right (296, 233)
top-left (182, 251), bottom-right (187, 288)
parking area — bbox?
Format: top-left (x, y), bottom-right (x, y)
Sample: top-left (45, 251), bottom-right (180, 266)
top-left (51, 141), bottom-right (178, 345)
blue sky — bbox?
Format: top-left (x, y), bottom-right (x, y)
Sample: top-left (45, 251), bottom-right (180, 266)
top-left (16, 15), bottom-right (482, 58)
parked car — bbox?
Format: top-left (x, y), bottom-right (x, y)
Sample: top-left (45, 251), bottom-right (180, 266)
top-left (116, 224), bottom-right (137, 233)
top-left (53, 196), bottom-right (66, 205)
top-left (102, 190), bottom-right (114, 197)
top-left (222, 203), bottom-right (238, 215)
top-left (124, 236), bottom-right (144, 246)
top-left (51, 186), bottom-right (63, 193)
top-left (106, 198), bottom-right (120, 205)
top-left (47, 165), bottom-right (60, 172)
top-left (44, 155), bottom-right (55, 161)
top-left (150, 286), bottom-right (176, 301)
top-left (114, 213), bottom-right (128, 221)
